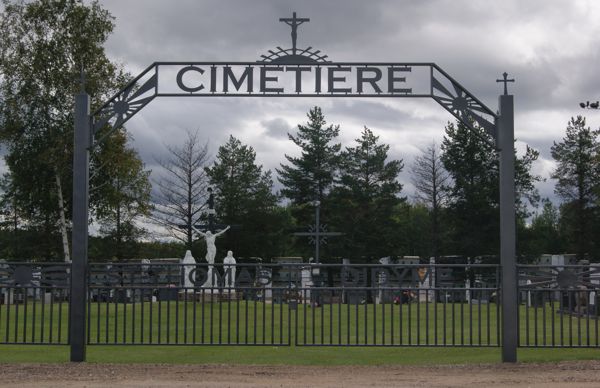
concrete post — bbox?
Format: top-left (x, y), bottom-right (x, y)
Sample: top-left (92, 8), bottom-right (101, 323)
top-left (70, 92), bottom-right (90, 362)
top-left (499, 94), bottom-right (517, 362)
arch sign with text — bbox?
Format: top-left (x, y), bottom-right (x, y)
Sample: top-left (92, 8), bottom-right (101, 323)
top-left (71, 12), bottom-right (517, 363)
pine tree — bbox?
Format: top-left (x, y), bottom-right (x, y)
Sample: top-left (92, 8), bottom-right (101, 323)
top-left (330, 127), bottom-right (404, 259)
top-left (277, 107), bottom-right (342, 258)
top-left (206, 135), bottom-right (288, 258)
top-left (528, 199), bottom-right (564, 256)
top-left (277, 106), bottom-right (341, 205)
top-left (550, 116), bottom-right (600, 260)
top-left (441, 120), bottom-right (540, 259)
top-left (441, 121), bottom-right (498, 257)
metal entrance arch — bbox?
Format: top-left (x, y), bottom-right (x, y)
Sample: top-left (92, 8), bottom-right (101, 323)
top-left (70, 14), bottom-right (516, 362)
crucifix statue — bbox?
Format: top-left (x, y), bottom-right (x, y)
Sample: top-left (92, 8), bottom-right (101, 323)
top-left (192, 187), bottom-right (230, 265)
top-left (293, 200), bottom-right (342, 263)
top-left (279, 11), bottom-right (310, 55)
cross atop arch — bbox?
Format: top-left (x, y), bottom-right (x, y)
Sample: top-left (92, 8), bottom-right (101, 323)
top-left (279, 12), bottom-right (310, 54)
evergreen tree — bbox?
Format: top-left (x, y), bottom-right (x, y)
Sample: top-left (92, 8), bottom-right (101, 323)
top-left (277, 106), bottom-right (341, 205)
top-left (330, 127), bottom-right (404, 260)
top-left (528, 199), bottom-right (564, 256)
top-left (441, 121), bottom-right (498, 257)
top-left (441, 120), bottom-right (540, 259)
top-left (392, 202), bottom-right (432, 258)
top-left (0, 174), bottom-right (21, 259)
top-left (206, 135), bottom-right (289, 259)
top-left (277, 106), bottom-right (342, 258)
top-left (550, 116), bottom-right (600, 260)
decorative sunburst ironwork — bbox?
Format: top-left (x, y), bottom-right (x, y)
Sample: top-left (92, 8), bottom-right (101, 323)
top-left (431, 66), bottom-right (497, 141)
top-left (519, 265), bottom-right (600, 290)
top-left (92, 67), bottom-right (158, 145)
top-left (259, 46), bottom-right (329, 64)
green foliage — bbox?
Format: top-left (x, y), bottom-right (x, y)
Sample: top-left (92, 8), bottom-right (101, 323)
top-left (277, 106), bottom-right (341, 206)
top-left (206, 136), bottom-right (292, 259)
top-left (441, 120), bottom-right (540, 259)
top-left (91, 129), bottom-right (151, 260)
top-left (550, 116), bottom-right (600, 260)
top-left (277, 106), bottom-right (342, 258)
top-left (441, 122), bottom-right (499, 257)
top-left (0, 226), bottom-right (62, 260)
top-left (0, 0), bottom-right (129, 261)
top-left (330, 127), bottom-right (404, 260)
top-left (392, 202), bottom-right (433, 258)
top-left (525, 199), bottom-right (565, 257)
top-left (89, 237), bottom-right (186, 262)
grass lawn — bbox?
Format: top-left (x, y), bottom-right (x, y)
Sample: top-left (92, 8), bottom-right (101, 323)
top-left (0, 298), bottom-right (598, 364)
top-left (0, 345), bottom-right (599, 365)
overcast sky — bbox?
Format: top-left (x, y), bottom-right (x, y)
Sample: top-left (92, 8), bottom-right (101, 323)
top-left (96, 0), bottom-right (600, 208)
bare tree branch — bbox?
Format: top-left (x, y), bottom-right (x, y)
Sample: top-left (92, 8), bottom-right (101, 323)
top-left (150, 129), bottom-right (211, 248)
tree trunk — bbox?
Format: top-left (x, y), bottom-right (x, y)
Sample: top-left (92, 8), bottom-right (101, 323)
top-left (55, 171), bottom-right (71, 262)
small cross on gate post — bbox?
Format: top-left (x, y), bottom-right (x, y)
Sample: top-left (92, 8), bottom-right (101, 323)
top-left (496, 72), bottom-right (515, 95)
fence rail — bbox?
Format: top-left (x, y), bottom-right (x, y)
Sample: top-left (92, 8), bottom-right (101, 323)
top-left (518, 264), bottom-right (600, 348)
top-left (0, 262), bottom-right (70, 345)
top-left (1, 261), bottom-right (598, 349)
top-left (83, 262), bottom-right (501, 347)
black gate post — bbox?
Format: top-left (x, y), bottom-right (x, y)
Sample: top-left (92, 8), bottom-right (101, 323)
top-left (70, 89), bottom-right (90, 362)
top-left (499, 92), bottom-right (517, 362)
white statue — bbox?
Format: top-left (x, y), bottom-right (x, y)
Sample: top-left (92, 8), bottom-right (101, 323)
top-left (192, 226), bottom-right (230, 264)
top-left (192, 226), bottom-right (230, 289)
top-left (181, 250), bottom-right (196, 289)
top-left (223, 250), bottom-right (236, 291)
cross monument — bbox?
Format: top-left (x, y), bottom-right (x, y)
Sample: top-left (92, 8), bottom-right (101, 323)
top-left (293, 200), bottom-right (342, 263)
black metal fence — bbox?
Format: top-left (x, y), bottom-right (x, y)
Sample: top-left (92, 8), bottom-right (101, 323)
top-left (294, 263), bottom-right (500, 347)
top-left (86, 262), bottom-right (292, 346)
top-left (81, 262), bottom-right (501, 347)
top-left (1, 261), bottom-right (599, 349)
top-left (0, 262), bottom-right (70, 344)
top-left (518, 264), bottom-right (600, 347)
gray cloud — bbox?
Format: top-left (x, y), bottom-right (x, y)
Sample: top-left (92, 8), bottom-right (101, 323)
top-left (261, 117), bottom-right (292, 139)
top-left (93, 0), bottom-right (600, 205)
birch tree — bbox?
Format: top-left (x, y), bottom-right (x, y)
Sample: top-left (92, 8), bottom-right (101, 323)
top-left (0, 0), bottom-right (128, 261)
